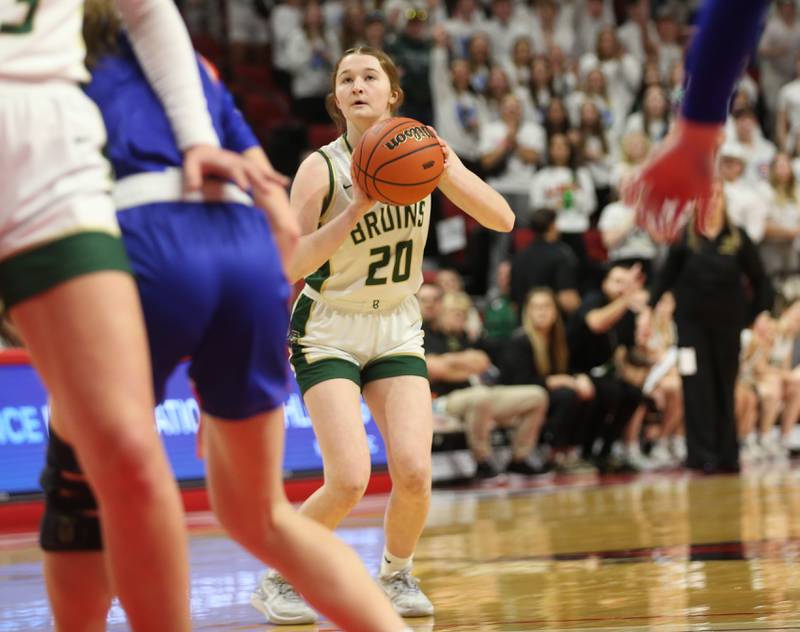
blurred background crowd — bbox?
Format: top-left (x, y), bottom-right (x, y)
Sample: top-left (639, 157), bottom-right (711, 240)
top-left (7, 0), bottom-right (800, 480)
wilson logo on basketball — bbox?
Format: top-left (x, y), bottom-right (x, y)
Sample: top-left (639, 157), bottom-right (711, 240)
top-left (383, 126), bottom-right (434, 151)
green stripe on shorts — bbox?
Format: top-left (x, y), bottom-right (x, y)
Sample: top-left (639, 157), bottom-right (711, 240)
top-left (290, 294), bottom-right (361, 394)
top-left (0, 232), bottom-right (131, 309)
top-left (362, 354), bottom-right (428, 385)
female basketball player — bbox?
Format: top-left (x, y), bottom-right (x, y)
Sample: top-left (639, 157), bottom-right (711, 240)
top-left (0, 1), bottom-right (268, 630)
top-left (251, 46), bottom-right (514, 622)
top-left (40, 4), bottom-right (408, 631)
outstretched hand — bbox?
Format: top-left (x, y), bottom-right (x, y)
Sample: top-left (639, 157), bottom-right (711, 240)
top-left (621, 118), bottom-right (721, 242)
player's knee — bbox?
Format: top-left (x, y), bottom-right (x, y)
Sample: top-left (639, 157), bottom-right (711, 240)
top-left (392, 460), bottom-right (431, 498)
top-left (91, 434), bottom-right (168, 507)
top-left (39, 430), bottom-right (102, 552)
top-left (327, 470), bottom-right (370, 507)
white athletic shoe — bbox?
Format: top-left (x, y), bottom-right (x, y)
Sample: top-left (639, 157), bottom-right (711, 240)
top-left (378, 568), bottom-right (434, 617)
top-left (250, 570), bottom-right (318, 625)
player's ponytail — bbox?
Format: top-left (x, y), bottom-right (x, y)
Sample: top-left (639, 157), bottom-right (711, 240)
top-left (83, 0), bottom-right (122, 70)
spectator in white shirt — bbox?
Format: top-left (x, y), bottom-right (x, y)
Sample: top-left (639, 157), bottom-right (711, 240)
top-left (479, 65), bottom-right (514, 125)
top-left (270, 0), bottom-right (304, 73)
top-left (624, 84), bottom-right (671, 144)
top-left (761, 153), bottom-right (800, 276)
top-left (776, 53), bottom-right (800, 152)
top-left (599, 199), bottom-right (659, 277)
top-left (443, 0), bottom-right (487, 58)
top-left (480, 93), bottom-right (545, 219)
top-left (485, 0), bottom-right (529, 64)
top-left (567, 68), bottom-right (616, 138)
top-left (504, 36), bottom-right (533, 93)
top-left (284, 1), bottom-right (341, 123)
top-left (530, 133), bottom-right (597, 270)
top-left (465, 31), bottom-right (493, 94)
top-left (574, 0), bottom-right (615, 58)
top-left (430, 25), bottom-right (483, 168)
top-left (577, 101), bottom-right (614, 196)
top-left (610, 130), bottom-right (651, 195)
top-left (653, 5), bottom-right (683, 82)
top-left (616, 0), bottom-right (659, 64)
top-left (580, 27), bottom-right (642, 137)
top-left (480, 93), bottom-right (546, 272)
top-left (720, 142), bottom-right (770, 245)
top-left (529, 0), bottom-right (575, 57)
top-left (726, 106), bottom-right (777, 184)
top-left (759, 0), bottom-right (800, 127)
top-left (542, 97), bottom-right (573, 140)
top-left (527, 54), bottom-right (559, 122)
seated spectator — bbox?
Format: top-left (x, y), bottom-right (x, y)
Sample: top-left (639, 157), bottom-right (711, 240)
top-left (725, 106), bottom-right (777, 184)
top-left (777, 52), bottom-right (800, 153)
top-left (566, 68), bottom-right (615, 137)
top-left (623, 85), bottom-right (671, 144)
top-left (417, 282), bottom-right (444, 334)
top-left (530, 133), bottom-right (597, 274)
top-left (598, 196), bottom-right (659, 279)
top-left (527, 54), bottom-right (559, 121)
top-left (654, 5), bottom-right (683, 83)
top-left (616, 0), bottom-right (659, 65)
top-left (500, 288), bottom-right (597, 474)
top-left (761, 153), bottom-right (800, 276)
top-left (363, 11), bottom-right (389, 50)
top-left (574, 0), bottom-right (614, 58)
top-left (542, 97), bottom-right (572, 140)
top-left (528, 0), bottom-right (574, 57)
top-left (482, 261), bottom-right (517, 342)
top-left (435, 268), bottom-right (483, 342)
top-left (479, 66), bottom-right (515, 125)
top-left (443, 0), bottom-right (487, 58)
top-left (567, 265), bottom-right (645, 469)
top-left (510, 208), bottom-right (581, 314)
top-left (739, 301), bottom-right (800, 463)
top-left (610, 130), bottom-right (651, 195)
top-left (425, 292), bottom-right (549, 480)
top-left (720, 142), bottom-right (770, 244)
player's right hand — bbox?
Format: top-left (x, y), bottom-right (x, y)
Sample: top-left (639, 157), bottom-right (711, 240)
top-left (621, 117), bottom-right (722, 242)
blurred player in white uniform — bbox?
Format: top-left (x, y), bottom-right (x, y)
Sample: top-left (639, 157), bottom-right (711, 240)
top-left (0, 1), bottom-right (269, 629)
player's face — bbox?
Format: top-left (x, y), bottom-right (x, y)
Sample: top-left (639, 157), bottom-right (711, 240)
top-left (335, 54), bottom-right (398, 124)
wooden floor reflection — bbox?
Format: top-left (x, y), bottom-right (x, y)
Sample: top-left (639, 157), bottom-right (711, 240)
top-left (3, 466), bottom-right (800, 630)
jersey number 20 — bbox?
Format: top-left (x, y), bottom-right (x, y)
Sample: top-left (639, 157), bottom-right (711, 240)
top-left (1, 0), bottom-right (39, 34)
top-left (366, 240), bottom-right (413, 285)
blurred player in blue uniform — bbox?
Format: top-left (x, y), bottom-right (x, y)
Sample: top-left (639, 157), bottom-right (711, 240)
top-left (624, 0), bottom-right (772, 240)
top-left (40, 2), bottom-right (407, 630)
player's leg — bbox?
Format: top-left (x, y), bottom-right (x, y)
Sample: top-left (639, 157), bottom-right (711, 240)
top-left (203, 407), bottom-right (406, 632)
top-left (363, 374), bottom-right (435, 617)
top-left (10, 272), bottom-right (190, 631)
top-left (298, 378), bottom-right (374, 527)
top-left (45, 551), bottom-right (110, 632)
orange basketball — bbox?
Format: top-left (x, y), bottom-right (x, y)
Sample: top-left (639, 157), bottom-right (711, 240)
top-left (352, 117), bottom-right (445, 205)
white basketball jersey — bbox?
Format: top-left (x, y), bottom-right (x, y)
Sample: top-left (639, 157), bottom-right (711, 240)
top-left (0, 0), bottom-right (88, 82)
top-left (307, 135), bottom-right (431, 311)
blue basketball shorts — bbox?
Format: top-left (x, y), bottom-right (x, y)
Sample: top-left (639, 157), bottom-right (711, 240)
top-left (116, 201), bottom-right (290, 419)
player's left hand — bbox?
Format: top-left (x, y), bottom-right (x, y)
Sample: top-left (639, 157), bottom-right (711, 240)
top-left (183, 144), bottom-right (274, 192)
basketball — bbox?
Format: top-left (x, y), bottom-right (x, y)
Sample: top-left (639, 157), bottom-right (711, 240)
top-left (352, 117), bottom-right (445, 206)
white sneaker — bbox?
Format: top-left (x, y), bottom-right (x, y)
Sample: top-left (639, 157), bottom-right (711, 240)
top-left (740, 441), bottom-right (765, 466)
top-left (649, 442), bottom-right (678, 469)
top-left (250, 570), bottom-right (318, 625)
top-left (670, 436), bottom-right (687, 463)
top-left (378, 568), bottom-right (434, 617)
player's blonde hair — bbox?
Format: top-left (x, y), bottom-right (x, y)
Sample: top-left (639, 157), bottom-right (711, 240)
top-left (325, 47), bottom-right (405, 132)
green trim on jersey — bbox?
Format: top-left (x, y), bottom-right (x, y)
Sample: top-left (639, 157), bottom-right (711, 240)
top-left (342, 134), bottom-right (353, 154)
top-left (316, 149), bottom-right (335, 217)
top-left (362, 354), bottom-right (428, 385)
top-left (0, 232), bottom-right (131, 309)
top-left (305, 260), bottom-right (331, 293)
